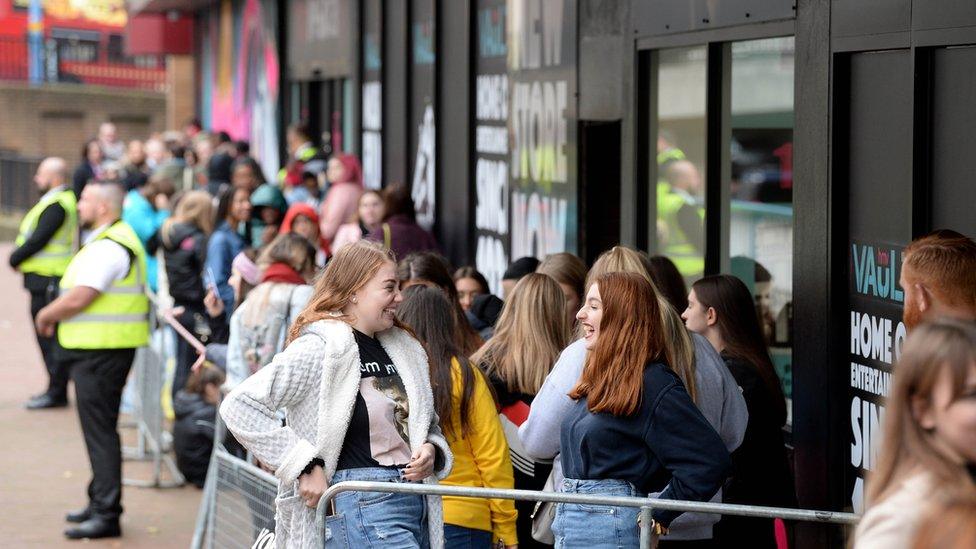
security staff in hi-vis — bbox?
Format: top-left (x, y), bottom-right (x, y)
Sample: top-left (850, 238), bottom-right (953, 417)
top-left (35, 181), bottom-right (149, 540)
top-left (9, 157), bottom-right (78, 410)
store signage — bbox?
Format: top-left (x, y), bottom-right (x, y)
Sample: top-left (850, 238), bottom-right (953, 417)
top-left (847, 240), bottom-right (906, 513)
top-left (410, 0), bottom-right (436, 230)
top-left (474, 0), bottom-right (510, 294)
top-left (508, 0), bottom-right (577, 260)
top-left (361, 0), bottom-right (382, 189)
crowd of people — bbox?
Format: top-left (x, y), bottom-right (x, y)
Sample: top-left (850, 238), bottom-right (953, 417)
top-left (7, 120), bottom-right (976, 548)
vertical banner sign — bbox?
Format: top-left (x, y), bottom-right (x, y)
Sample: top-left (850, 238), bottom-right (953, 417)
top-left (475, 0), bottom-right (510, 295)
top-left (507, 0), bottom-right (577, 259)
top-left (410, 0), bottom-right (436, 230)
top-left (361, 0), bottom-right (383, 190)
top-left (847, 241), bottom-right (906, 513)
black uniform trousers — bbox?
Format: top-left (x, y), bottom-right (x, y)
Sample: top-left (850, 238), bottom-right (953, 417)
top-left (61, 347), bottom-right (136, 520)
top-left (27, 275), bottom-right (70, 400)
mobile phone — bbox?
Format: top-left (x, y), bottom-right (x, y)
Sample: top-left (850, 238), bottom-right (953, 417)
top-left (204, 268), bottom-right (220, 295)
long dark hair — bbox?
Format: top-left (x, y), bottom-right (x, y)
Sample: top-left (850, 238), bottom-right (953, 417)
top-left (397, 252), bottom-right (483, 355)
top-left (692, 274), bottom-right (787, 421)
top-left (648, 255), bottom-right (688, 312)
top-left (382, 182), bottom-right (416, 221)
top-left (397, 285), bottom-right (480, 439)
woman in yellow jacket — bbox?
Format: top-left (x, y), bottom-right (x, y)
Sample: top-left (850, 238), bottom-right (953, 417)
top-left (399, 284), bottom-right (519, 548)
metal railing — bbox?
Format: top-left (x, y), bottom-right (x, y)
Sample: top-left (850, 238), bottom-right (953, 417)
top-left (0, 35), bottom-right (167, 92)
top-left (192, 410), bottom-right (279, 549)
top-left (121, 296), bottom-right (185, 488)
top-left (318, 482), bottom-right (859, 548)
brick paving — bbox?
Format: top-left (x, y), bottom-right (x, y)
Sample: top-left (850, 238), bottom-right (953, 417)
top-left (0, 243), bottom-right (201, 547)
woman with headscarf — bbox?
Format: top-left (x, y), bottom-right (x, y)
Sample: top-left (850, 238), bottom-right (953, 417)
top-left (279, 202), bottom-right (328, 266)
top-left (318, 153), bottom-right (364, 250)
top-left (249, 183), bottom-right (288, 249)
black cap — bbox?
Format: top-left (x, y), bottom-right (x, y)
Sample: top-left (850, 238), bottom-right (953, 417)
top-left (502, 256), bottom-right (540, 281)
top-left (467, 294), bottom-right (505, 329)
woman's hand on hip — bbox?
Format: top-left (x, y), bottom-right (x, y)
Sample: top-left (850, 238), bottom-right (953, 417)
top-left (298, 465), bottom-right (328, 508)
top-left (402, 442), bottom-right (436, 481)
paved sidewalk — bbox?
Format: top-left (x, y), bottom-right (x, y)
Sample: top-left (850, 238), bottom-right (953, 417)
top-left (0, 243), bottom-right (201, 547)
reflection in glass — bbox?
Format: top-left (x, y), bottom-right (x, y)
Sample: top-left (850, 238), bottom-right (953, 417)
top-left (655, 46), bottom-right (707, 285)
top-left (728, 37), bottom-right (795, 424)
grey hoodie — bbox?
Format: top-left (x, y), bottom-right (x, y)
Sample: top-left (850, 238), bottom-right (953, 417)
top-left (518, 333), bottom-right (748, 540)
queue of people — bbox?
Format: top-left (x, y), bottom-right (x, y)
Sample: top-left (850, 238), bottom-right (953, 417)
top-left (8, 119), bottom-right (976, 548)
top-left (7, 120), bottom-right (441, 541)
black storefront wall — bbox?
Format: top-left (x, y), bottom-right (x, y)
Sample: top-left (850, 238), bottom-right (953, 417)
top-left (828, 0), bottom-right (976, 529)
top-left (364, 0), bottom-right (579, 272)
top-left (628, 2), bottom-right (976, 548)
top-left (283, 0), bottom-right (358, 158)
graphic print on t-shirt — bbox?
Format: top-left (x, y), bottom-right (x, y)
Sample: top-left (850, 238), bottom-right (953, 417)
top-left (359, 358), bottom-right (412, 466)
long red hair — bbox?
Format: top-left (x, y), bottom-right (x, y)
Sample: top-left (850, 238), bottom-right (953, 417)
top-left (569, 272), bottom-right (665, 416)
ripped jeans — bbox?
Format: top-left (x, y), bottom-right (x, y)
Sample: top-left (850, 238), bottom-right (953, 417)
top-left (326, 467), bottom-right (429, 548)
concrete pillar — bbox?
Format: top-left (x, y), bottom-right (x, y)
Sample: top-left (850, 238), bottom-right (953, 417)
top-left (166, 55), bottom-right (196, 130)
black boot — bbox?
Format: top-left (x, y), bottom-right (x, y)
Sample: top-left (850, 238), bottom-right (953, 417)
top-left (64, 517), bottom-right (121, 540)
top-left (65, 507), bottom-right (91, 523)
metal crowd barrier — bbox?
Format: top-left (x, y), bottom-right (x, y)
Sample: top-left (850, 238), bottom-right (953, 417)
top-left (318, 482), bottom-right (860, 548)
top-left (192, 411), bottom-right (279, 549)
top-left (121, 298), bottom-right (185, 488)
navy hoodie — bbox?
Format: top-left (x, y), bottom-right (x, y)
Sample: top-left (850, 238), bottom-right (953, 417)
top-left (560, 361), bottom-right (731, 526)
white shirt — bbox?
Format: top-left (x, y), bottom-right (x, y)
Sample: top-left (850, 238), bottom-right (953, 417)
top-left (71, 223), bottom-right (131, 293)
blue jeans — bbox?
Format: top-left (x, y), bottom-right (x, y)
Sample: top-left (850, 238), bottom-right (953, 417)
top-left (552, 478), bottom-right (642, 549)
top-left (325, 467), bottom-right (429, 548)
top-left (444, 524), bottom-right (493, 548)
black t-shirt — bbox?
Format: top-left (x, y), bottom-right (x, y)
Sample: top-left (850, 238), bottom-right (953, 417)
top-left (335, 330), bottom-right (413, 471)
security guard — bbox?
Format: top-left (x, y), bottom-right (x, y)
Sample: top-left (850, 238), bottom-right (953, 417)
top-left (36, 181), bottom-right (149, 540)
top-left (9, 157), bottom-right (78, 409)
top-left (658, 159), bottom-right (706, 281)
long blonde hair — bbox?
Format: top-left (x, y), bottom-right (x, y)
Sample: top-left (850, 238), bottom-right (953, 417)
top-left (586, 245), bottom-right (697, 402)
top-left (865, 319), bottom-right (976, 506)
top-left (161, 190), bottom-right (214, 247)
top-left (471, 273), bottom-right (570, 395)
top-left (287, 239), bottom-right (403, 343)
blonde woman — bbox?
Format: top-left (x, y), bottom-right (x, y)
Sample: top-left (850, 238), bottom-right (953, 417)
top-left (536, 252), bottom-right (587, 327)
top-left (148, 190), bottom-right (215, 399)
top-left (471, 272), bottom-right (571, 548)
top-left (220, 240), bottom-right (454, 548)
top-left (519, 245), bottom-right (747, 546)
top-left (854, 319), bottom-right (976, 549)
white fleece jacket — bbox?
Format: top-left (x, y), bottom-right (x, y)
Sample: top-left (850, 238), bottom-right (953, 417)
top-left (219, 319), bottom-right (454, 548)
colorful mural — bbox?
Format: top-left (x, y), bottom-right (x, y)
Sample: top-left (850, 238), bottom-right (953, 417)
top-left (199, 0), bottom-right (280, 182)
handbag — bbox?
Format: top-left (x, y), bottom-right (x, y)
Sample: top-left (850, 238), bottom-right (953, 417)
top-left (531, 468), bottom-right (557, 544)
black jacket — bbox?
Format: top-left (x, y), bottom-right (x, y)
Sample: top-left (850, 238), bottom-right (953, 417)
top-left (720, 354), bottom-right (795, 507)
top-left (72, 163), bottom-right (97, 199)
top-left (148, 222), bottom-right (207, 306)
top-left (172, 391), bottom-right (217, 488)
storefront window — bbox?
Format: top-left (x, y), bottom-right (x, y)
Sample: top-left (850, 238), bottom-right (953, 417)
top-left (728, 36), bottom-right (795, 423)
top-left (655, 46), bottom-right (707, 285)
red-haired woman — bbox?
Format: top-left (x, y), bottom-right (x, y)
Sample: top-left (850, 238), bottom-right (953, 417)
top-left (556, 272), bottom-right (730, 547)
top-left (318, 153), bottom-right (364, 249)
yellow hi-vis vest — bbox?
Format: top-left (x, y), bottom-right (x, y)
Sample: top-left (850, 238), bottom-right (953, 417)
top-left (15, 187), bottom-right (78, 277)
top-left (657, 181), bottom-right (705, 279)
top-left (58, 221), bottom-right (150, 350)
